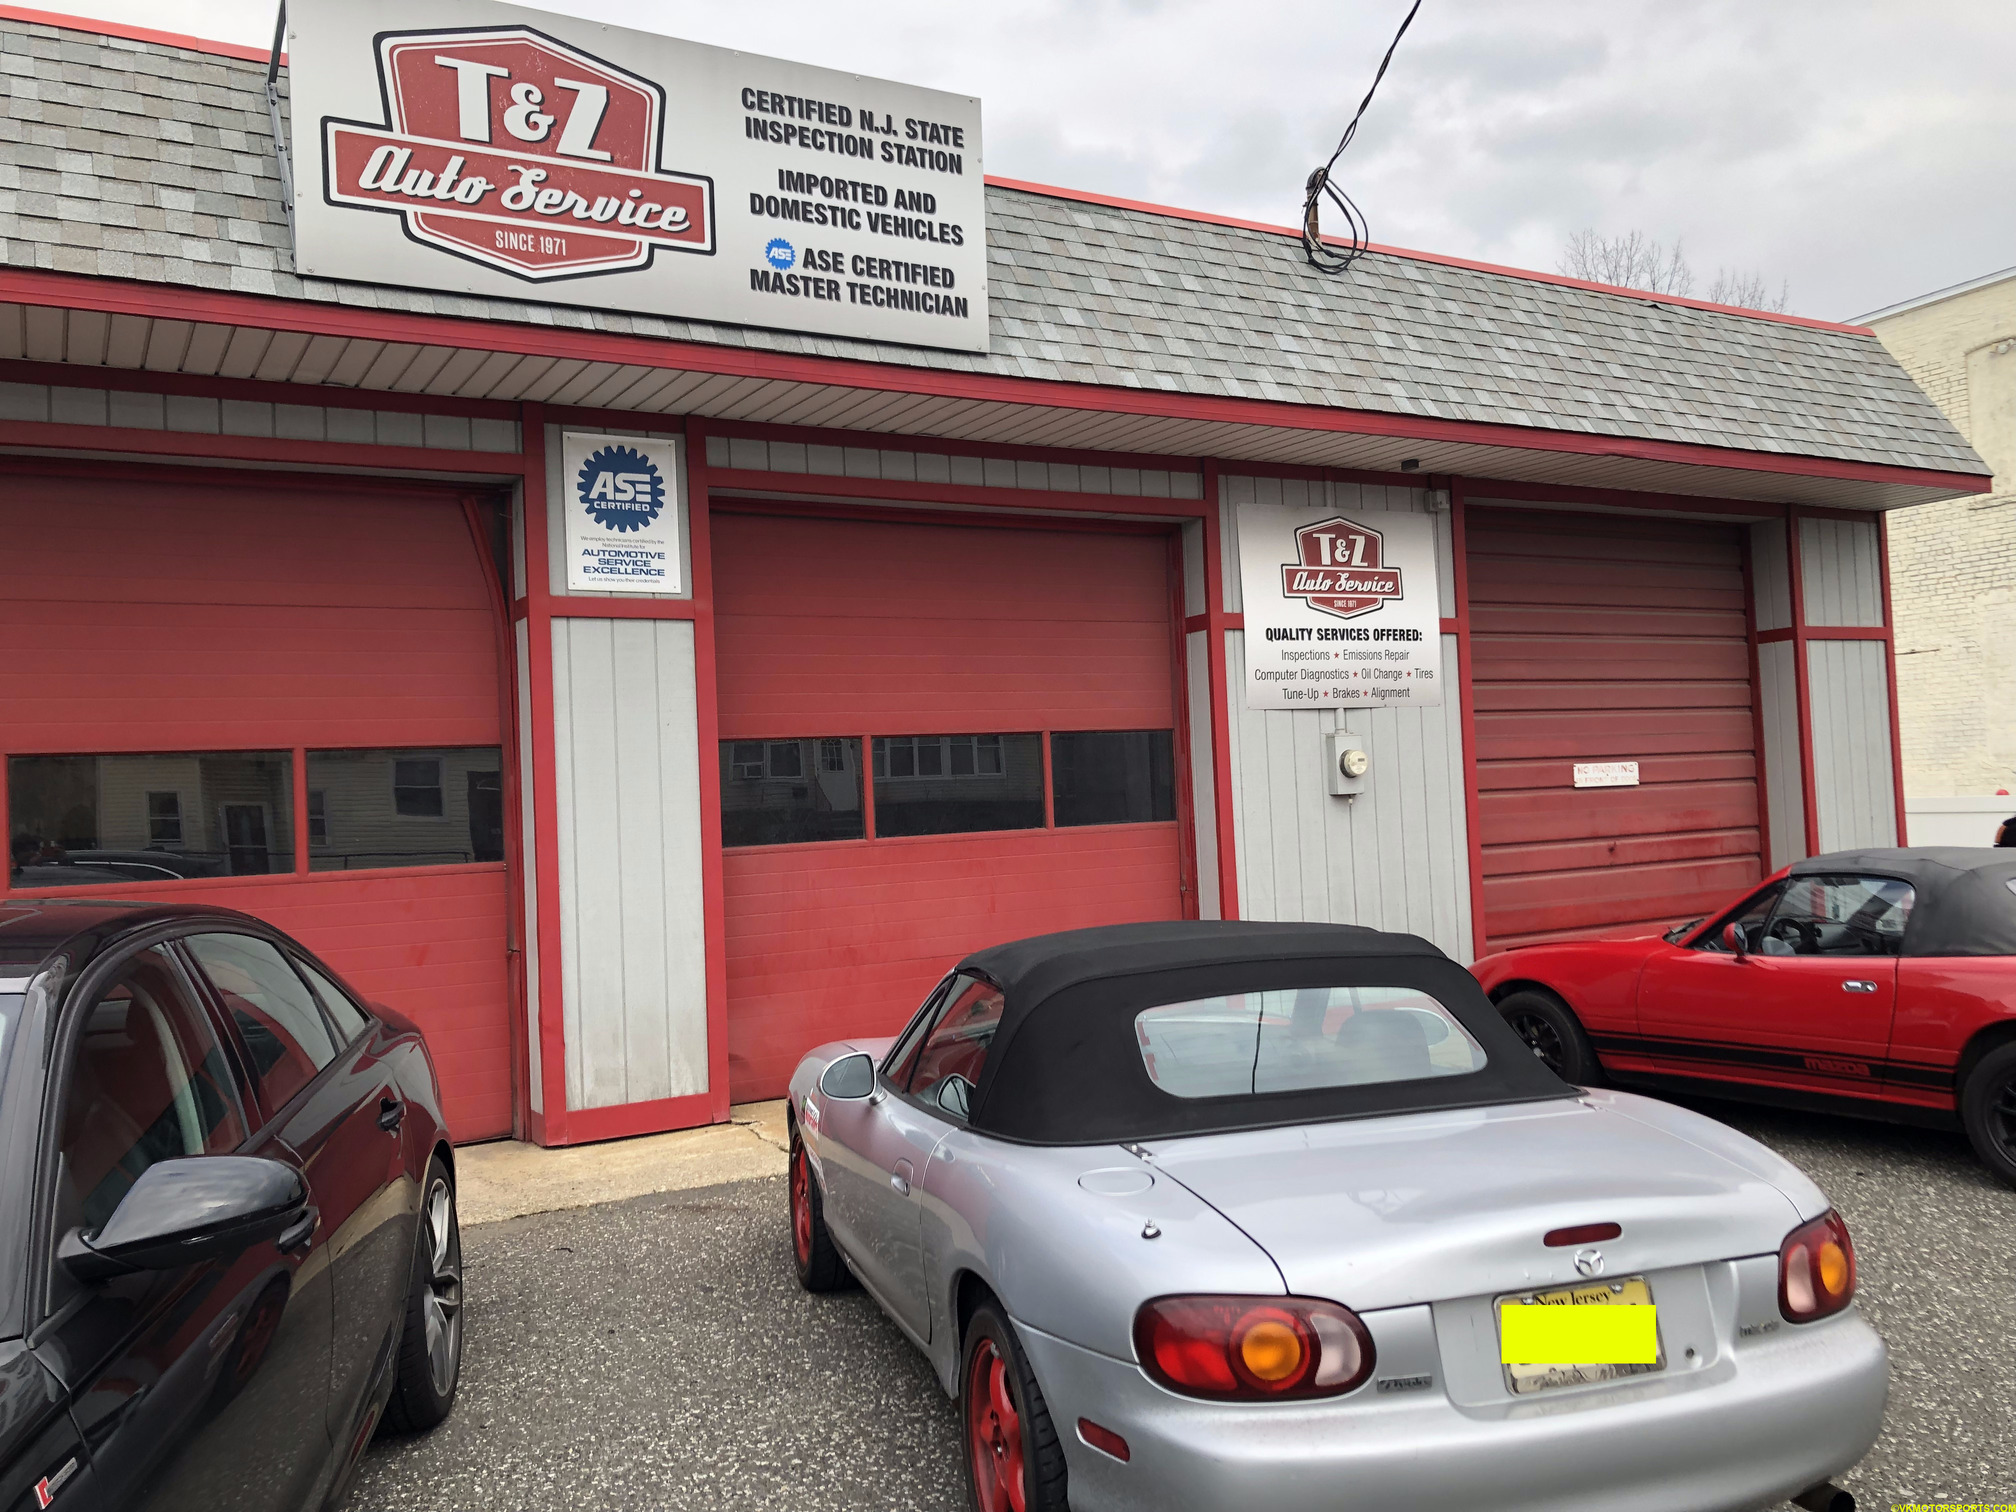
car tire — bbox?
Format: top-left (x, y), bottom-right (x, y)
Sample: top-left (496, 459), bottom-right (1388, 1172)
top-left (960, 1301), bottom-right (1069, 1512)
top-left (1959, 1041), bottom-right (2016, 1189)
top-left (789, 1128), bottom-right (850, 1292)
top-left (382, 1154), bottom-right (463, 1433)
top-left (1498, 990), bottom-right (1603, 1085)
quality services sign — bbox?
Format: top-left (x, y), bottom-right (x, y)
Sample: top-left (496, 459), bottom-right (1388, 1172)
top-left (1236, 502), bottom-right (1442, 710)
top-left (288, 0), bottom-right (987, 351)
top-left (562, 432), bottom-right (683, 593)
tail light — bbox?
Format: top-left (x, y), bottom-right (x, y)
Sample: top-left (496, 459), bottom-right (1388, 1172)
top-left (1779, 1210), bottom-right (1856, 1323)
top-left (1133, 1295), bottom-right (1375, 1400)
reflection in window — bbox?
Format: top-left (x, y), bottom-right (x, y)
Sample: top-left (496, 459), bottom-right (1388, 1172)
top-left (1135, 986), bottom-right (1487, 1099)
top-left (1053, 730), bottom-right (1175, 827)
top-left (304, 748), bottom-right (503, 871)
top-left (8, 752), bottom-right (293, 887)
top-left (872, 733), bottom-right (1043, 837)
top-left (720, 737), bottom-right (864, 847)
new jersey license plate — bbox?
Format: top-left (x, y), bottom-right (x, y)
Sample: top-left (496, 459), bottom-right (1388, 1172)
top-left (1496, 1275), bottom-right (1665, 1395)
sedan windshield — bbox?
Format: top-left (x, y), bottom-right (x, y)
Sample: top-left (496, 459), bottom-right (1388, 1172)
top-left (1136, 986), bottom-right (1487, 1098)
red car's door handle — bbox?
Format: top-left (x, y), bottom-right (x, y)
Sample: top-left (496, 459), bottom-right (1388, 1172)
top-left (1842, 980), bottom-right (1878, 993)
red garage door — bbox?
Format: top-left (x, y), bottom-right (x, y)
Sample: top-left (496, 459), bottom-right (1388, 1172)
top-left (1468, 506), bottom-right (1763, 952)
top-left (1, 467), bottom-right (515, 1140)
top-left (714, 507), bottom-right (1190, 1100)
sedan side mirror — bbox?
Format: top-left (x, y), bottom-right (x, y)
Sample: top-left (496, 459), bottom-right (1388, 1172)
top-left (59, 1156), bottom-right (308, 1283)
top-left (818, 1052), bottom-right (876, 1101)
top-left (1721, 922), bottom-right (1750, 957)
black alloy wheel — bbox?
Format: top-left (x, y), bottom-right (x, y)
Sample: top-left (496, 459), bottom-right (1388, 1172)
top-left (1496, 990), bottom-right (1602, 1085)
top-left (383, 1155), bottom-right (464, 1432)
top-left (1959, 1042), bottom-right (2016, 1190)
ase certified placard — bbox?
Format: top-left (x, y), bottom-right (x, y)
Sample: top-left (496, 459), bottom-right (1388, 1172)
top-left (287, 0), bottom-right (987, 351)
top-left (1236, 502), bottom-right (1442, 710)
top-left (562, 432), bottom-right (683, 593)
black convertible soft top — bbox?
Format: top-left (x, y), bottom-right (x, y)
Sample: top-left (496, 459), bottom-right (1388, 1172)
top-left (957, 920), bottom-right (1573, 1145)
top-left (1792, 848), bottom-right (2016, 957)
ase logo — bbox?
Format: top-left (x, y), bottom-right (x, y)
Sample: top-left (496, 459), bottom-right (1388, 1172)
top-left (576, 445), bottom-right (665, 531)
top-left (1279, 516), bottom-right (1404, 620)
top-left (323, 26), bottom-right (715, 281)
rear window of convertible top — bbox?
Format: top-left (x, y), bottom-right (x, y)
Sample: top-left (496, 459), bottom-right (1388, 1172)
top-left (1135, 986), bottom-right (1487, 1098)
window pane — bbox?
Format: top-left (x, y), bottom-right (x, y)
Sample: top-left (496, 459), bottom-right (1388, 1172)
top-left (1696, 883), bottom-right (1783, 953)
top-left (1762, 875), bottom-right (1915, 957)
top-left (872, 733), bottom-right (1044, 838)
top-left (184, 933), bottom-right (339, 1114)
top-left (909, 977), bottom-right (1006, 1121)
top-left (8, 752), bottom-right (292, 886)
top-left (719, 737), bottom-right (863, 847)
top-left (293, 955), bottom-right (372, 1044)
top-left (61, 946), bottom-right (247, 1234)
top-left (304, 748), bottom-right (503, 871)
top-left (1136, 986), bottom-right (1487, 1099)
top-left (1053, 730), bottom-right (1176, 827)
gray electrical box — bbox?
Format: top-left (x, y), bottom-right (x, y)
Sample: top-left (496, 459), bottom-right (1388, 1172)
top-left (1325, 731), bottom-right (1370, 799)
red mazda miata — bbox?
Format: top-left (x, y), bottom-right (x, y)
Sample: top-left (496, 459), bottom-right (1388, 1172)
top-left (1472, 847), bottom-right (2016, 1187)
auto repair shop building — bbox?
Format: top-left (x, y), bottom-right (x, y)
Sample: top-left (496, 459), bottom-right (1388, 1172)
top-left (0, 4), bottom-right (1990, 1145)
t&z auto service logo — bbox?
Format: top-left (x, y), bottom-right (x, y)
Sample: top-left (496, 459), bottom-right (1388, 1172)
top-left (322, 26), bottom-right (715, 281)
top-left (575, 444), bottom-right (665, 532)
top-left (1280, 515), bottom-right (1404, 619)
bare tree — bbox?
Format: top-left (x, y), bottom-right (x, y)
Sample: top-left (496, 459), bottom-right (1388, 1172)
top-left (1558, 229), bottom-right (1792, 313)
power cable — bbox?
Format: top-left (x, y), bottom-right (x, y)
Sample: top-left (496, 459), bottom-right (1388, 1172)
top-left (1301, 0), bottom-right (1422, 276)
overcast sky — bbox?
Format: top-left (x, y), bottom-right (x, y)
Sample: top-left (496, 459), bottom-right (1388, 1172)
top-left (73, 0), bottom-right (2016, 320)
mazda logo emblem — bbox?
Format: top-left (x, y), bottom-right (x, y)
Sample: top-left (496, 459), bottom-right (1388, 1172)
top-left (1574, 1248), bottom-right (1605, 1278)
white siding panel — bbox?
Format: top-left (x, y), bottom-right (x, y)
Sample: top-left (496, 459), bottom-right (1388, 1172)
top-left (1800, 518), bottom-right (1883, 627)
top-left (1810, 640), bottom-right (1899, 851)
top-left (552, 618), bottom-right (709, 1112)
top-left (515, 616), bottom-right (542, 1113)
top-left (1186, 629), bottom-right (1220, 919)
top-left (1751, 519), bottom-right (1792, 633)
top-left (1224, 629), bottom-right (1473, 961)
top-left (1757, 640), bottom-right (1806, 868)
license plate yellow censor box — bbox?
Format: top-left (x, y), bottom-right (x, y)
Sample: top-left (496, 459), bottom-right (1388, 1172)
top-left (1497, 1276), bottom-right (1664, 1395)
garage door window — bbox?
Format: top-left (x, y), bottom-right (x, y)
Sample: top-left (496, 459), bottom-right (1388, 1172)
top-left (873, 733), bottom-right (1044, 837)
top-left (719, 737), bottom-right (864, 847)
top-left (1052, 731), bottom-right (1175, 827)
top-left (7, 752), bottom-right (292, 886)
top-left (305, 747), bottom-right (504, 870)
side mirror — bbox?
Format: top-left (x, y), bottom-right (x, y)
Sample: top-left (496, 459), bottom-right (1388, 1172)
top-left (818, 1052), bottom-right (876, 1101)
top-left (59, 1156), bottom-right (308, 1282)
top-left (1722, 922), bottom-right (1749, 956)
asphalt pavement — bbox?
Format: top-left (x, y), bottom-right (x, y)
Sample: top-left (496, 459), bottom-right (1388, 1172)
top-left (348, 1098), bottom-right (2016, 1512)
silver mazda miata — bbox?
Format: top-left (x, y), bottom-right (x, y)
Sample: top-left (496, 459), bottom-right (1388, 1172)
top-left (785, 921), bottom-right (1887, 1512)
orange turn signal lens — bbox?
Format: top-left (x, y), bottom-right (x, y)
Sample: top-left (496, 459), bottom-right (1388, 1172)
top-left (1134, 1295), bottom-right (1374, 1401)
top-left (1778, 1209), bottom-right (1856, 1323)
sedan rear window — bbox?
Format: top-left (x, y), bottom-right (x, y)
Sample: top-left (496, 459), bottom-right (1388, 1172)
top-left (1135, 986), bottom-right (1487, 1098)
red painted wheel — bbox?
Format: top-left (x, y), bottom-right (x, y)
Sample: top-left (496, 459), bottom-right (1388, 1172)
top-left (790, 1143), bottom-right (814, 1265)
top-left (967, 1336), bottom-right (1027, 1512)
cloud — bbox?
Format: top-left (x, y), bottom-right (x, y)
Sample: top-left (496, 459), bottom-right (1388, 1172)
top-left (57, 0), bottom-right (2016, 317)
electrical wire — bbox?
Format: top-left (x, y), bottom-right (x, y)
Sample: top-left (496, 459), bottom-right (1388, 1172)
top-left (1301, 0), bottom-right (1422, 276)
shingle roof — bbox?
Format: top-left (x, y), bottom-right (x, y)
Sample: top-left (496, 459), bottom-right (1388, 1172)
top-left (0, 15), bottom-right (1986, 479)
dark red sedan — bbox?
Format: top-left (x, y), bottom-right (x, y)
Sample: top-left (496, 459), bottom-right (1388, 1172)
top-left (1472, 848), bottom-right (2016, 1187)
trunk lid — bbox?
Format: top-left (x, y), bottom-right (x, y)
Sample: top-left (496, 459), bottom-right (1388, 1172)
top-left (1145, 1095), bottom-right (1805, 1310)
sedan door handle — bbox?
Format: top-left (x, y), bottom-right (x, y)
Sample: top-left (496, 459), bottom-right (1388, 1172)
top-left (378, 1096), bottom-right (406, 1131)
top-left (1842, 980), bottom-right (1878, 993)
top-left (889, 1172), bottom-right (910, 1196)
top-left (277, 1208), bottom-right (317, 1254)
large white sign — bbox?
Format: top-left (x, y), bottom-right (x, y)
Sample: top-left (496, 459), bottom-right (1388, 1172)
top-left (562, 432), bottom-right (683, 592)
top-left (1236, 502), bottom-right (1442, 710)
top-left (287, 0), bottom-right (987, 351)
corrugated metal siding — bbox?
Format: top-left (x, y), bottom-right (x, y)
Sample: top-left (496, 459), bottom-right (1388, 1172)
top-left (1751, 520), bottom-right (1792, 633)
top-left (1468, 507), bottom-right (1763, 948)
top-left (1222, 630), bottom-right (1473, 961)
top-left (1810, 640), bottom-right (1899, 850)
top-left (1800, 518), bottom-right (1884, 627)
top-left (1757, 640), bottom-right (1808, 867)
top-left (713, 510), bottom-right (1186, 1100)
top-left (550, 618), bottom-right (709, 1112)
